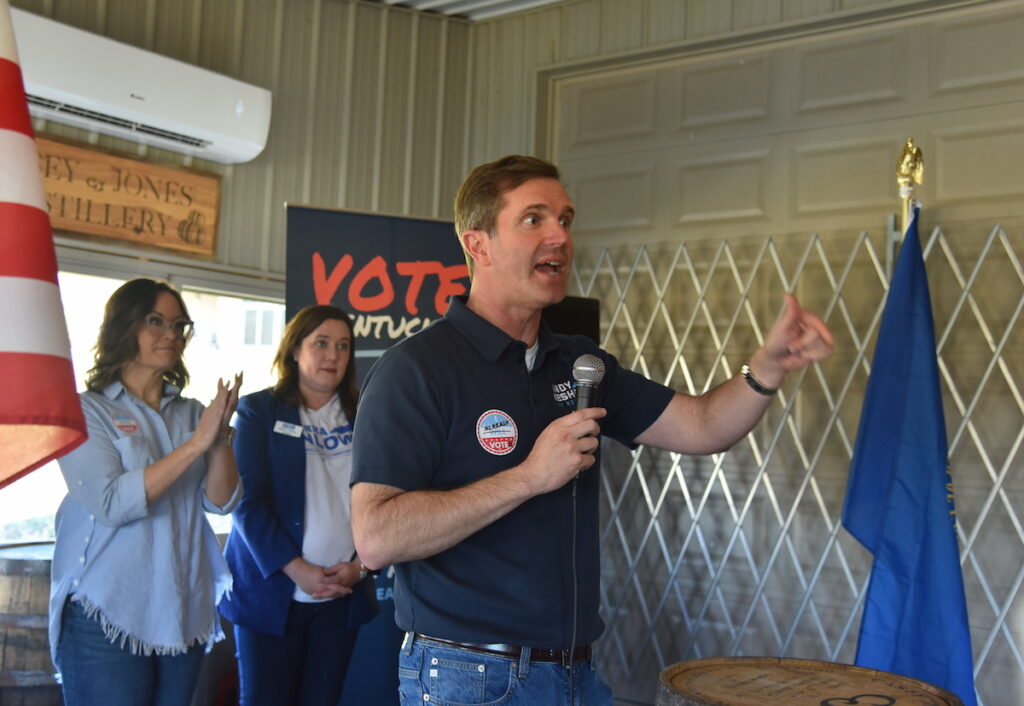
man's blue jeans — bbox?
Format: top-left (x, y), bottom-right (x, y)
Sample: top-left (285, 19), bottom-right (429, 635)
top-left (398, 633), bottom-right (614, 705)
top-left (57, 598), bottom-right (205, 706)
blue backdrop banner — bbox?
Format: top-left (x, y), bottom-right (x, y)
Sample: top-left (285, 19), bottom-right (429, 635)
top-left (286, 206), bottom-right (469, 357)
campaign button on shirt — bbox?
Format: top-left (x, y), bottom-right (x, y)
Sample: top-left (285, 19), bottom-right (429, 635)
top-left (111, 412), bottom-right (139, 434)
top-left (476, 409), bottom-right (518, 456)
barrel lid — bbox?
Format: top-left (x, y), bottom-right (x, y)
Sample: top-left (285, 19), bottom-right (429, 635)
top-left (659, 657), bottom-right (963, 706)
top-left (0, 541), bottom-right (55, 575)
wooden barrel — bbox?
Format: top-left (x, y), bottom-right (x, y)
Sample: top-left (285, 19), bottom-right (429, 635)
top-left (0, 542), bottom-right (62, 706)
top-left (657, 657), bottom-right (963, 706)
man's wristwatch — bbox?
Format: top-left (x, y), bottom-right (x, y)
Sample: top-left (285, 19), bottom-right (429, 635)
top-left (740, 363), bottom-right (778, 396)
top-left (358, 562), bottom-right (369, 581)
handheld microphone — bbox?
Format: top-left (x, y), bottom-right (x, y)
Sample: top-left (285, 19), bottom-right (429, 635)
top-left (572, 354), bottom-right (606, 410)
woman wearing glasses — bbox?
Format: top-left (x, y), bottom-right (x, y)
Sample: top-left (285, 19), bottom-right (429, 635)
top-left (48, 278), bottom-right (242, 706)
top-left (219, 305), bottom-right (377, 706)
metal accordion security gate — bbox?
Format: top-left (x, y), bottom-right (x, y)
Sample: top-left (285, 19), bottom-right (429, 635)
top-left (572, 223), bottom-right (1023, 706)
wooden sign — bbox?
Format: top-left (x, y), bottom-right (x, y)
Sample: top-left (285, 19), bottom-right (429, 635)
top-left (36, 137), bottom-right (220, 256)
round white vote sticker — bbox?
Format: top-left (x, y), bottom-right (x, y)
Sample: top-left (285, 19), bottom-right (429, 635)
top-left (476, 409), bottom-right (518, 456)
top-left (111, 412), bottom-right (139, 434)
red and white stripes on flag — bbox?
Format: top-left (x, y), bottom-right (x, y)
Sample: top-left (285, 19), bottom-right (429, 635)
top-left (0, 0), bottom-right (85, 489)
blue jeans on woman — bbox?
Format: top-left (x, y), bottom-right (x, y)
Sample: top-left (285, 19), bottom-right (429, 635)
top-left (57, 598), bottom-right (205, 706)
top-left (233, 596), bottom-right (360, 706)
top-left (398, 634), bottom-right (614, 705)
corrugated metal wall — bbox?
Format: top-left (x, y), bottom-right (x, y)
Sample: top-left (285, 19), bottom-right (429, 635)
top-left (12, 0), bottom-right (472, 287)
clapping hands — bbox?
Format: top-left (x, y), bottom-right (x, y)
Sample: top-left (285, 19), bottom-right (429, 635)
top-left (196, 372), bottom-right (244, 451)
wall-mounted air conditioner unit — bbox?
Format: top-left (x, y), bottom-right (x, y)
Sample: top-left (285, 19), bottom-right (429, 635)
top-left (11, 8), bottom-right (272, 164)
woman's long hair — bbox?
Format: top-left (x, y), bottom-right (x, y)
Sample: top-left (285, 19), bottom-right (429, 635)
top-left (86, 278), bottom-right (191, 392)
top-left (272, 305), bottom-right (358, 421)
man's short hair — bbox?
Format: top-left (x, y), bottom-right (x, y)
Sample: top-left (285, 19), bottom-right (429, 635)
top-left (454, 155), bottom-right (561, 274)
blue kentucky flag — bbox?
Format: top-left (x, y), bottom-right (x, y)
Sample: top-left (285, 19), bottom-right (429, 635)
top-left (841, 207), bottom-right (976, 705)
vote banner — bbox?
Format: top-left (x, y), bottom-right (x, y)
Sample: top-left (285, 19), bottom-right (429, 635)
top-left (286, 205), bottom-right (468, 358)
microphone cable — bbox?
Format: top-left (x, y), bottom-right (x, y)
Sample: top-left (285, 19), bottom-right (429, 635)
top-left (569, 474), bottom-right (579, 703)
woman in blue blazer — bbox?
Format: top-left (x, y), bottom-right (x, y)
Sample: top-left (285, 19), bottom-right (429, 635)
top-left (219, 305), bottom-right (376, 706)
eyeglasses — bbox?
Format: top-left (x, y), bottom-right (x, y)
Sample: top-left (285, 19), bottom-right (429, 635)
top-left (144, 313), bottom-right (194, 340)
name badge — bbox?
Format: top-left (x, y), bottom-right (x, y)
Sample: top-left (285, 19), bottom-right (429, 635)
top-left (273, 420), bottom-right (303, 437)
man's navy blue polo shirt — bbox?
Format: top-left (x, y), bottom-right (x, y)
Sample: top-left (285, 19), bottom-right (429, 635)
top-left (351, 296), bottom-right (674, 649)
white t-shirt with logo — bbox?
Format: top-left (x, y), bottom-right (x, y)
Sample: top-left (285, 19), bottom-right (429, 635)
top-left (293, 395), bottom-right (356, 602)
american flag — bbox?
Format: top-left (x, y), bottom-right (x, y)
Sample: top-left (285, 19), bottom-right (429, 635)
top-left (0, 0), bottom-right (85, 488)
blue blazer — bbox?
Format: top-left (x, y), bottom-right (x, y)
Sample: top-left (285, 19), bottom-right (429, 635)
top-left (218, 388), bottom-right (377, 636)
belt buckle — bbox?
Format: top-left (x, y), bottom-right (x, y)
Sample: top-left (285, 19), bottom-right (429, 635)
top-left (560, 648), bottom-right (573, 668)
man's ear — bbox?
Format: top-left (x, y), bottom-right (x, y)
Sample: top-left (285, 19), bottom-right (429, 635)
top-left (462, 230), bottom-right (490, 268)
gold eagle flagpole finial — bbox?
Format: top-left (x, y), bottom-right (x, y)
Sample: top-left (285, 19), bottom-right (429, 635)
top-left (897, 137), bottom-right (924, 235)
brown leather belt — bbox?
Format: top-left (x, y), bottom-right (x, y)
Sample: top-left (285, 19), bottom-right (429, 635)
top-left (414, 633), bottom-right (592, 667)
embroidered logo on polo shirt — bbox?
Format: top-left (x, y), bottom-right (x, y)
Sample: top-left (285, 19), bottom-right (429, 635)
top-left (111, 412), bottom-right (139, 434)
top-left (476, 409), bottom-right (518, 456)
top-left (552, 379), bottom-right (575, 408)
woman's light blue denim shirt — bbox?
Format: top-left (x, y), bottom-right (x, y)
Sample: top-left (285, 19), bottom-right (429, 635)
top-left (48, 381), bottom-right (241, 668)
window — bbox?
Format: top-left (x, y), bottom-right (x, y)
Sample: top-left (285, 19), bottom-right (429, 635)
top-left (261, 310), bottom-right (276, 346)
top-left (0, 272), bottom-right (285, 541)
top-left (242, 304), bottom-right (282, 347)
top-left (245, 310), bottom-right (257, 345)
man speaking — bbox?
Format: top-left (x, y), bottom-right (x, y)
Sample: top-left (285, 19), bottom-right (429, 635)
top-left (351, 155), bottom-right (834, 705)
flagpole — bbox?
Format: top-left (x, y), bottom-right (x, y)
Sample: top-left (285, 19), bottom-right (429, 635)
top-left (885, 213), bottom-right (899, 282)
